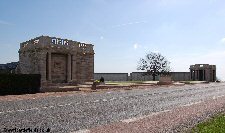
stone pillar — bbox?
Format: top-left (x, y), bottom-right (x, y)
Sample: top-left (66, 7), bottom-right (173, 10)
top-left (48, 52), bottom-right (52, 81)
top-left (214, 69), bottom-right (216, 81)
top-left (72, 54), bottom-right (77, 82)
top-left (67, 54), bottom-right (71, 82)
top-left (209, 69), bottom-right (212, 82)
top-left (196, 70), bottom-right (199, 81)
top-left (205, 69), bottom-right (209, 82)
top-left (40, 52), bottom-right (47, 82)
top-left (203, 70), bottom-right (205, 80)
top-left (195, 70), bottom-right (198, 81)
top-left (193, 70), bottom-right (196, 80)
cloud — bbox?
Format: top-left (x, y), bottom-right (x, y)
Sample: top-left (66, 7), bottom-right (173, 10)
top-left (0, 20), bottom-right (14, 26)
top-left (133, 43), bottom-right (141, 49)
top-left (133, 44), bottom-right (138, 49)
top-left (112, 21), bottom-right (148, 28)
top-left (220, 37), bottom-right (225, 44)
top-left (100, 36), bottom-right (104, 40)
top-left (153, 50), bottom-right (159, 53)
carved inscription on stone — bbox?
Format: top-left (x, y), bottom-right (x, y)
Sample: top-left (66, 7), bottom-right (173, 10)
top-left (51, 54), bottom-right (67, 83)
top-left (51, 38), bottom-right (69, 45)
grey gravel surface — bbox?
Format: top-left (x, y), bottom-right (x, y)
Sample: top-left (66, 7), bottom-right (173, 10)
top-left (90, 96), bottom-right (225, 133)
top-left (0, 83), bottom-right (225, 133)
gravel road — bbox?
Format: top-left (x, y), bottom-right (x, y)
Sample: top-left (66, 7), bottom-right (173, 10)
top-left (0, 82), bottom-right (225, 133)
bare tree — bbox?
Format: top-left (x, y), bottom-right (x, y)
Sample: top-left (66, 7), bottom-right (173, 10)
top-left (137, 52), bottom-right (171, 81)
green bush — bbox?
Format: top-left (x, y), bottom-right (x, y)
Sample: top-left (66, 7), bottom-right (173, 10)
top-left (0, 74), bottom-right (41, 95)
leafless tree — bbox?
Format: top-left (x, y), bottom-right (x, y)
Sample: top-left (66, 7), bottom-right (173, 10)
top-left (137, 52), bottom-right (171, 81)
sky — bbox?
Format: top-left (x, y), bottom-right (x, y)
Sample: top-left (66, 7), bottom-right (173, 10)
top-left (0, 0), bottom-right (225, 80)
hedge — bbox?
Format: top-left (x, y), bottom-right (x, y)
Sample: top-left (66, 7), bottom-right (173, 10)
top-left (0, 74), bottom-right (41, 95)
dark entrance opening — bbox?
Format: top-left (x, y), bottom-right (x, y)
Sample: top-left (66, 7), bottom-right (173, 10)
top-left (213, 70), bottom-right (215, 81)
top-left (199, 70), bottom-right (203, 81)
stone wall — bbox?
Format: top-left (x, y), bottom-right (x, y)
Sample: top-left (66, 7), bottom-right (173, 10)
top-left (77, 51), bottom-right (94, 83)
top-left (94, 73), bottom-right (128, 81)
top-left (131, 72), bottom-right (190, 81)
top-left (94, 72), bottom-right (190, 81)
top-left (170, 72), bottom-right (190, 81)
top-left (130, 72), bottom-right (160, 81)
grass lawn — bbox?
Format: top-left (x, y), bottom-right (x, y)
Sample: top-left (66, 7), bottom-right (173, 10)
top-left (191, 114), bottom-right (225, 133)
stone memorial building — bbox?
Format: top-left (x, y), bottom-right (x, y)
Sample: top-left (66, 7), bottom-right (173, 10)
top-left (190, 64), bottom-right (216, 82)
top-left (17, 36), bottom-right (94, 85)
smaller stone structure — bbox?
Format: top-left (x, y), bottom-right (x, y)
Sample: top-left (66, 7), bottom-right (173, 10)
top-left (190, 64), bottom-right (216, 82)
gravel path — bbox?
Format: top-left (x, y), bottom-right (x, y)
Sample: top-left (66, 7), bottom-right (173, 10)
top-left (0, 82), bottom-right (225, 133)
top-left (90, 93), bottom-right (225, 133)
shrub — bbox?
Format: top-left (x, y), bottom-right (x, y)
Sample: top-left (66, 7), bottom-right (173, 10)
top-left (0, 74), bottom-right (41, 95)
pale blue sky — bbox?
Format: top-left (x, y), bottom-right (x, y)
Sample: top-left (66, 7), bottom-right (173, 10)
top-left (0, 0), bottom-right (225, 80)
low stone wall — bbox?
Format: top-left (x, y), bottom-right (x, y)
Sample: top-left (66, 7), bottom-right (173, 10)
top-left (94, 72), bottom-right (190, 81)
top-left (94, 73), bottom-right (128, 81)
top-left (131, 72), bottom-right (190, 81)
top-left (170, 72), bottom-right (190, 81)
top-left (130, 72), bottom-right (160, 81)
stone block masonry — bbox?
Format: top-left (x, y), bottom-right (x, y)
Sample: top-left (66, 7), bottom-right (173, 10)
top-left (17, 36), bottom-right (94, 87)
top-left (190, 64), bottom-right (216, 82)
top-left (94, 72), bottom-right (190, 81)
top-left (94, 73), bottom-right (129, 81)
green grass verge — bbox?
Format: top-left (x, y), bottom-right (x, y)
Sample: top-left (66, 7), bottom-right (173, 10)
top-left (191, 114), bottom-right (225, 133)
top-left (105, 81), bottom-right (160, 85)
top-left (105, 81), bottom-right (144, 84)
top-left (105, 81), bottom-right (144, 83)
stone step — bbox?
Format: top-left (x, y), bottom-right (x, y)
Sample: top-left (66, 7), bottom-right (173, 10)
top-left (41, 85), bottom-right (79, 92)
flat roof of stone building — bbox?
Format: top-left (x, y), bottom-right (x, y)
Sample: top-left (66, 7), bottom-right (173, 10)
top-left (190, 64), bottom-right (216, 69)
top-left (21, 35), bottom-right (93, 45)
top-left (19, 36), bottom-right (94, 54)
